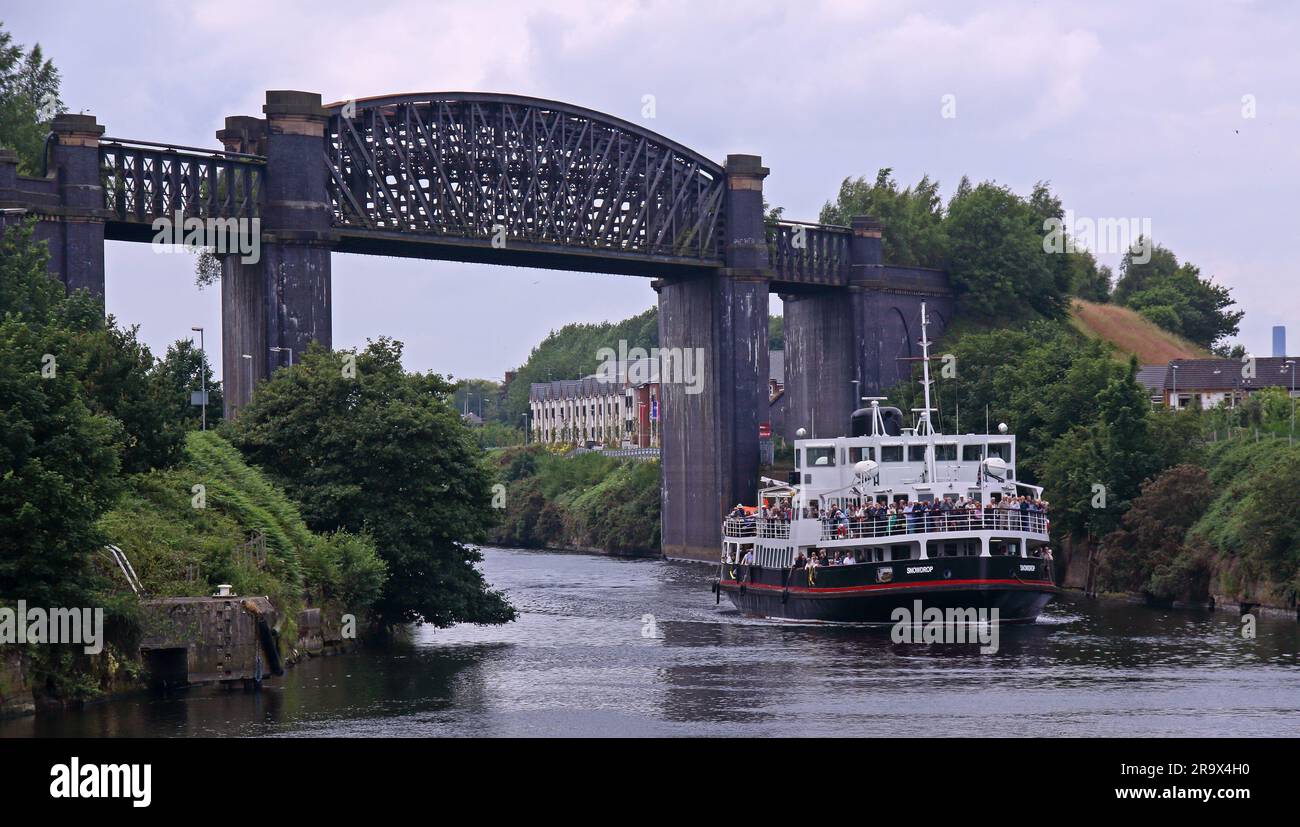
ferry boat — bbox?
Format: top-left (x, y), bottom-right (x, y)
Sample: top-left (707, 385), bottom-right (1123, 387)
top-left (716, 304), bottom-right (1058, 624)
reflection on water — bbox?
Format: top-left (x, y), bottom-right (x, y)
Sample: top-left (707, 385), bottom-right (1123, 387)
top-left (3, 548), bottom-right (1298, 737)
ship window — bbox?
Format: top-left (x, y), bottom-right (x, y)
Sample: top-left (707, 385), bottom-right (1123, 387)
top-left (987, 442), bottom-right (1011, 461)
top-left (803, 474), bottom-right (812, 485)
top-left (967, 491), bottom-right (982, 502)
top-left (795, 449), bottom-right (801, 468)
top-left (935, 443), bottom-right (957, 462)
top-left (908, 445), bottom-right (927, 462)
top-left (881, 445), bottom-right (903, 462)
top-left (962, 445), bottom-right (983, 462)
top-left (849, 446), bottom-right (874, 463)
top-left (807, 447), bottom-right (835, 466)
top-left (890, 545), bottom-right (911, 561)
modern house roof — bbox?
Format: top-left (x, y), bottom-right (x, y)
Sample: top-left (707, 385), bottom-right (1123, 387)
top-left (1164, 357), bottom-right (1298, 393)
top-left (1134, 365), bottom-right (1166, 393)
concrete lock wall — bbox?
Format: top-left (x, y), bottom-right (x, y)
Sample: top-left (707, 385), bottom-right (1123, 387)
top-left (139, 597), bottom-right (278, 686)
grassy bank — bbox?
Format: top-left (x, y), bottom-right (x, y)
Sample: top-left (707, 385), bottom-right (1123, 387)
top-left (98, 431), bottom-right (387, 649)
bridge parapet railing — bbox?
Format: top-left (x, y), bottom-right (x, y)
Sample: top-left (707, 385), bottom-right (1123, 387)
top-left (100, 138), bottom-right (264, 224)
top-left (766, 220), bottom-right (851, 285)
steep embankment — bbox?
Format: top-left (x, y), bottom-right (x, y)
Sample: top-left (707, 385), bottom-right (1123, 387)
top-left (1069, 298), bottom-right (1210, 363)
top-left (97, 431), bottom-right (386, 619)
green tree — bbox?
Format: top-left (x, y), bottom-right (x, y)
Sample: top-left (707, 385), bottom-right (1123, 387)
top-left (944, 180), bottom-right (1072, 320)
top-left (1, 223), bottom-right (185, 472)
top-left (1113, 242), bottom-right (1241, 349)
top-left (0, 22), bottom-right (63, 175)
top-left (231, 338), bottom-right (515, 628)
top-left (0, 224), bottom-right (123, 608)
top-left (153, 338), bottom-right (224, 430)
top-left (1100, 464), bottom-right (1215, 602)
top-left (1038, 360), bottom-right (1155, 539)
top-left (819, 168), bottom-right (945, 266)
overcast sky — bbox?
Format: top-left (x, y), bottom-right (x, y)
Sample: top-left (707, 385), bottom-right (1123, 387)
top-left (6, 0), bottom-right (1297, 380)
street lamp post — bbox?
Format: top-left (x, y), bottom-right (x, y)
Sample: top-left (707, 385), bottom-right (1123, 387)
top-left (240, 354), bottom-right (253, 416)
top-left (520, 412), bottom-right (529, 445)
top-left (1287, 360), bottom-right (1296, 445)
top-left (269, 346), bottom-right (293, 366)
top-left (1171, 364), bottom-right (1179, 411)
top-left (191, 326), bottom-right (206, 431)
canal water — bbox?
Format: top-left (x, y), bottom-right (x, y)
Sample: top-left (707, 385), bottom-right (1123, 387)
top-left (4, 547), bottom-right (1298, 737)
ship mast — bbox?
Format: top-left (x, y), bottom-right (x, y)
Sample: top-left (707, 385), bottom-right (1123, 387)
top-left (915, 302), bottom-right (938, 437)
top-left (915, 302), bottom-right (938, 484)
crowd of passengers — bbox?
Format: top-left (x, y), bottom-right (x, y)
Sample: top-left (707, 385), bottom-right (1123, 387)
top-left (730, 544), bottom-right (1054, 567)
top-left (728, 495), bottom-right (1050, 534)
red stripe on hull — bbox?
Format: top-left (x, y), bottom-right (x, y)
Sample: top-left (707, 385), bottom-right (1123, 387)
top-left (719, 577), bottom-right (1058, 596)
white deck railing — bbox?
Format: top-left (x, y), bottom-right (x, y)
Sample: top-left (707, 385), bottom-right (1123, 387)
top-left (817, 509), bottom-right (1047, 541)
top-left (722, 517), bottom-right (792, 539)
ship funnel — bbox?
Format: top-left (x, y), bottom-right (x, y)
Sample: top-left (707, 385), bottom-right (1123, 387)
top-left (851, 406), bottom-right (904, 437)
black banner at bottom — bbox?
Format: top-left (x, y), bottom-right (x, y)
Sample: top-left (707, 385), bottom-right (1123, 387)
top-left (0, 737), bottom-right (1288, 814)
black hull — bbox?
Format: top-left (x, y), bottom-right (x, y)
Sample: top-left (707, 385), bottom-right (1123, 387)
top-left (718, 555), bottom-right (1057, 624)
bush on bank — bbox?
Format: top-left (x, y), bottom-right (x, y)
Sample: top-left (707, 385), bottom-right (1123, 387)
top-left (98, 431), bottom-right (388, 633)
top-left (490, 447), bottom-right (661, 555)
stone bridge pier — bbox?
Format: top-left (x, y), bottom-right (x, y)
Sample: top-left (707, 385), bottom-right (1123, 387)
top-left (657, 156), bottom-right (772, 561)
top-left (782, 217), bottom-right (954, 446)
top-left (218, 92), bottom-right (334, 417)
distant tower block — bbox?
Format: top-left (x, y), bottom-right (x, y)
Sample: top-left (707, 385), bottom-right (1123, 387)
top-left (1273, 325), bottom-right (1287, 357)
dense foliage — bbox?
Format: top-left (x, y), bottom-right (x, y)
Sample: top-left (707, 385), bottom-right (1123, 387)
top-left (0, 23), bottom-right (61, 175)
top-left (490, 447), bottom-right (660, 555)
top-left (1099, 465), bottom-right (1216, 603)
top-left (820, 171), bottom-right (1101, 323)
top-left (888, 318), bottom-right (1202, 542)
top-left (231, 339), bottom-right (515, 628)
top-left (0, 225), bottom-right (122, 610)
top-left (100, 431), bottom-right (386, 615)
top-left (819, 168), bottom-right (946, 266)
top-left (1112, 242), bottom-right (1242, 349)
